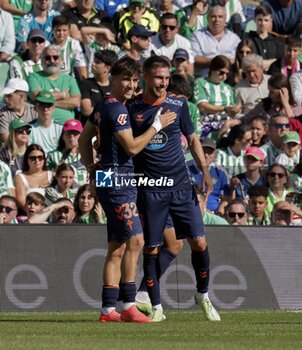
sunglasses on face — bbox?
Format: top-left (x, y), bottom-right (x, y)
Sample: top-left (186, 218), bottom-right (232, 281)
top-left (15, 127), bottom-right (31, 135)
top-left (228, 212), bottom-right (245, 219)
top-left (0, 205), bottom-right (16, 214)
top-left (45, 55), bottom-right (60, 61)
top-left (28, 155), bottom-right (44, 162)
top-left (161, 25), bottom-right (177, 31)
top-left (268, 172), bottom-right (286, 179)
top-left (273, 123), bottom-right (290, 129)
top-left (217, 70), bottom-right (229, 76)
top-left (30, 37), bottom-right (45, 44)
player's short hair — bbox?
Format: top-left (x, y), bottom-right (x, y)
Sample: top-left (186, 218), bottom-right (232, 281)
top-left (52, 15), bottom-right (70, 29)
top-left (247, 185), bottom-right (269, 198)
top-left (111, 57), bottom-right (141, 77)
top-left (143, 55), bottom-right (171, 73)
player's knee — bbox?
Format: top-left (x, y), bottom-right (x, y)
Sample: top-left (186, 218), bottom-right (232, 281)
top-left (127, 234), bottom-right (144, 252)
top-left (188, 237), bottom-right (208, 252)
top-left (165, 239), bottom-right (183, 255)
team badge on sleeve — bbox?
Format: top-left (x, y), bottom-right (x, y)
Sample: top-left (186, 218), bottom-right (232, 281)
top-left (117, 114), bottom-right (127, 125)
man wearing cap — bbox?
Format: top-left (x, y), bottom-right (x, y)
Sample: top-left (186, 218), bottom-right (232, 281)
top-left (0, 78), bottom-right (37, 143)
top-left (28, 44), bottom-right (81, 124)
top-left (275, 130), bottom-right (301, 172)
top-left (121, 24), bottom-right (155, 65)
top-left (0, 1), bottom-right (15, 62)
top-left (29, 90), bottom-right (63, 155)
top-left (79, 50), bottom-right (118, 118)
top-left (150, 13), bottom-right (194, 75)
top-left (9, 29), bottom-right (46, 81)
top-left (17, 0), bottom-right (60, 53)
top-left (190, 5), bottom-right (241, 78)
top-left (188, 137), bottom-right (230, 213)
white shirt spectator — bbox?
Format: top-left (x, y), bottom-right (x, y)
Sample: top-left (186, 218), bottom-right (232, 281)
top-left (290, 71), bottom-right (302, 106)
top-left (0, 8), bottom-right (15, 60)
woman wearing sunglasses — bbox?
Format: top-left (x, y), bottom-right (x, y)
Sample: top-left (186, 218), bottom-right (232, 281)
top-left (192, 55), bottom-right (241, 139)
top-left (0, 119), bottom-right (31, 177)
top-left (265, 163), bottom-right (292, 216)
top-left (14, 144), bottom-right (53, 210)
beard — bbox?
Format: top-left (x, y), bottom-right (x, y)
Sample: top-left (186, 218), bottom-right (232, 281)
top-left (44, 64), bottom-right (60, 75)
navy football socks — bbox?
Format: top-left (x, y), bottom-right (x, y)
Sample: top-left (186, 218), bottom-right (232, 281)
top-left (191, 248), bottom-right (210, 293)
top-left (143, 254), bottom-right (161, 306)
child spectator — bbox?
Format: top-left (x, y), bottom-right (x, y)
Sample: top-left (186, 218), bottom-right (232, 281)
top-left (229, 146), bottom-right (266, 200)
top-left (275, 131), bottom-right (301, 172)
top-left (249, 114), bottom-right (269, 147)
top-left (247, 185), bottom-right (271, 225)
top-left (17, 192), bottom-right (46, 223)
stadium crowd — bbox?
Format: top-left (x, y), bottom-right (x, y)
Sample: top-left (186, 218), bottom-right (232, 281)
top-left (1, 0), bottom-right (302, 227)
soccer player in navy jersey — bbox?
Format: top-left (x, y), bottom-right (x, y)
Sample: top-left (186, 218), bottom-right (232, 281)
top-left (79, 57), bottom-right (176, 323)
top-left (128, 55), bottom-right (221, 322)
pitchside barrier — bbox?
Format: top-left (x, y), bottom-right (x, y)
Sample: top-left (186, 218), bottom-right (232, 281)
top-left (0, 225), bottom-right (301, 311)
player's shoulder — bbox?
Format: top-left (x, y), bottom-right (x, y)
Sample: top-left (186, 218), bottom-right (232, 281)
top-left (165, 92), bottom-right (187, 107)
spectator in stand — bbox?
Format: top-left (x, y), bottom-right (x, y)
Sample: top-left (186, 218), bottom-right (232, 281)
top-left (275, 131), bottom-right (301, 172)
top-left (121, 24), bottom-right (155, 65)
top-left (268, 35), bottom-right (302, 78)
top-left (114, 0), bottom-right (160, 49)
top-left (225, 198), bottom-right (248, 225)
top-left (215, 123), bottom-right (252, 178)
top-left (27, 197), bottom-right (75, 223)
top-left (261, 115), bottom-right (290, 168)
top-left (47, 119), bottom-right (87, 187)
top-left (190, 5), bottom-right (241, 78)
top-left (51, 15), bottom-right (87, 80)
top-left (192, 55), bottom-right (240, 127)
top-left (17, 192), bottom-right (46, 223)
top-left (244, 4), bottom-right (284, 72)
top-left (73, 184), bottom-right (106, 223)
top-left (80, 50), bottom-right (117, 119)
top-left (226, 39), bottom-right (256, 87)
top-left (0, 159), bottom-right (15, 197)
top-left (175, 0), bottom-right (209, 40)
top-left (17, 0), bottom-right (60, 53)
top-left (171, 49), bottom-right (195, 93)
top-left (29, 90), bottom-right (63, 155)
top-left (0, 119), bottom-right (32, 177)
top-left (265, 163), bottom-right (292, 216)
top-left (247, 185), bottom-right (271, 226)
top-left (62, 0), bottom-right (110, 43)
top-left (9, 29), bottom-right (46, 81)
top-left (44, 163), bottom-right (76, 205)
top-left (150, 13), bottom-right (194, 75)
top-left (249, 114), bottom-right (269, 147)
top-left (0, 195), bottom-right (18, 224)
top-left (28, 45), bottom-right (81, 124)
top-left (154, 0), bottom-right (179, 16)
top-left (188, 137), bottom-right (230, 213)
top-left (270, 200), bottom-right (302, 226)
top-left (235, 54), bottom-right (270, 115)
top-left (243, 73), bottom-right (299, 123)
top-left (262, 0), bottom-right (302, 39)
top-left (1, 0), bottom-right (32, 32)
top-left (229, 146), bottom-right (266, 200)
top-left (95, 0), bottom-right (128, 19)
top-left (14, 144), bottom-right (53, 209)
top-left (0, 2), bottom-right (15, 62)
top-left (289, 65), bottom-right (302, 106)
top-left (0, 78), bottom-right (37, 143)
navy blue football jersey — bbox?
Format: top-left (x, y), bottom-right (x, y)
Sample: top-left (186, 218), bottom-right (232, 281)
top-left (89, 96), bottom-right (133, 172)
top-left (128, 92), bottom-right (195, 191)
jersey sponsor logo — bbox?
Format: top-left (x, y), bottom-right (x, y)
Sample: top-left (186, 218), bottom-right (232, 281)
top-left (96, 168), bottom-right (114, 187)
top-left (117, 114), bottom-right (127, 125)
top-left (146, 131), bottom-right (168, 150)
top-left (165, 97), bottom-right (183, 106)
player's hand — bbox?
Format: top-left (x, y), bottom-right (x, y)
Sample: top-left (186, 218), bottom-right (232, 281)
top-left (201, 171), bottom-right (213, 200)
top-left (155, 108), bottom-right (177, 129)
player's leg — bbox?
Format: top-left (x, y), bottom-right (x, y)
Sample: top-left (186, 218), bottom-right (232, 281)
top-left (137, 191), bottom-right (170, 322)
top-left (170, 187), bottom-right (220, 321)
top-left (119, 233), bottom-right (151, 323)
top-left (136, 226), bottom-right (183, 307)
top-left (188, 236), bottom-right (220, 321)
top-left (100, 241), bottom-right (125, 322)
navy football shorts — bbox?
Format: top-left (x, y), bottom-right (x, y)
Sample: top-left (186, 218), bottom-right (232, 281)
top-left (137, 187), bottom-right (205, 247)
top-left (97, 188), bottom-right (143, 243)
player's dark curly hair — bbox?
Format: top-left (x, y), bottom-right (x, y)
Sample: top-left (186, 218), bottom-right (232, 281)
top-left (111, 56), bottom-right (141, 77)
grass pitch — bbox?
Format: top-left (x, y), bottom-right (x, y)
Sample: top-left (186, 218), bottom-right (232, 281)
top-left (0, 311), bottom-right (301, 350)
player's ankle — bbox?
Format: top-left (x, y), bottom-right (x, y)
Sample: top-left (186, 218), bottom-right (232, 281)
top-left (136, 291), bottom-right (150, 303)
top-left (101, 307), bottom-right (115, 315)
top-left (153, 304), bottom-right (163, 311)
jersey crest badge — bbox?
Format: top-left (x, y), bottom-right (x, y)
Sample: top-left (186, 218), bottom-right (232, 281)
top-left (117, 114), bottom-right (127, 125)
